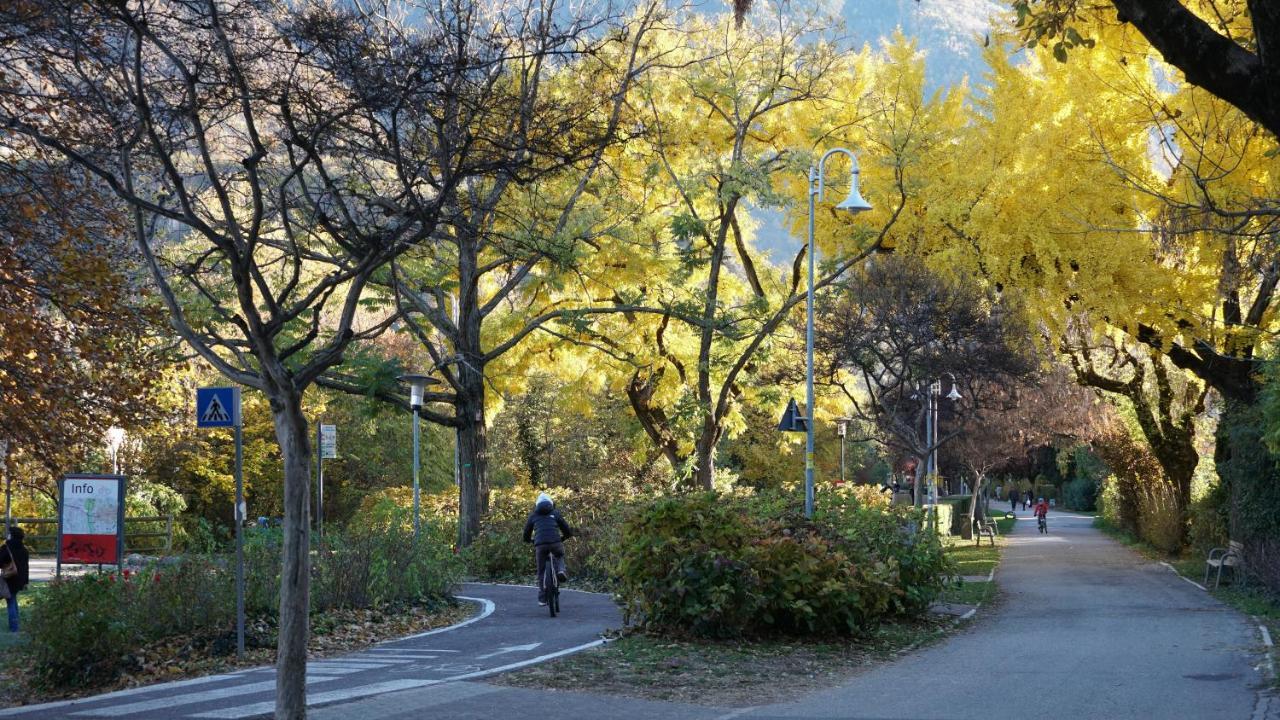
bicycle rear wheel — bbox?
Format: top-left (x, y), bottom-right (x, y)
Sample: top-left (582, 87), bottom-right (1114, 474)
top-left (545, 562), bottom-right (558, 618)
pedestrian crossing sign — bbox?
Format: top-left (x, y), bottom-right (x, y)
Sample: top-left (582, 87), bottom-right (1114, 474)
top-left (197, 387), bottom-right (241, 428)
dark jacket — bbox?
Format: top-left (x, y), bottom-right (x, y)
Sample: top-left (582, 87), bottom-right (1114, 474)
top-left (523, 501), bottom-right (572, 546)
top-left (0, 537), bottom-right (30, 595)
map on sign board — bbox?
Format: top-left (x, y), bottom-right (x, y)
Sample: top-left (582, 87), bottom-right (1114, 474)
top-left (320, 424), bottom-right (337, 459)
top-left (60, 475), bottom-right (124, 564)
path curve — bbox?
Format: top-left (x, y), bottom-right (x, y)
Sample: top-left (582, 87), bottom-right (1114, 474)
top-left (0, 582), bottom-right (621, 720)
top-left (746, 509), bottom-right (1273, 720)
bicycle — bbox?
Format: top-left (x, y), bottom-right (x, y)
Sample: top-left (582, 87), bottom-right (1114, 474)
top-left (1037, 515), bottom-right (1048, 534)
top-left (542, 552), bottom-right (561, 617)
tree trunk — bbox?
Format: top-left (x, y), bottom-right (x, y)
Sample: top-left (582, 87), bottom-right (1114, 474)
top-left (913, 455), bottom-right (927, 508)
top-left (692, 424), bottom-right (720, 491)
top-left (965, 473), bottom-right (985, 542)
top-left (269, 389), bottom-right (311, 720)
top-left (456, 358), bottom-right (487, 548)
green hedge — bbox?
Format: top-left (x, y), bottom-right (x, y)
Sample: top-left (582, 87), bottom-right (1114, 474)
top-left (24, 500), bottom-right (461, 688)
top-left (614, 492), bottom-right (952, 638)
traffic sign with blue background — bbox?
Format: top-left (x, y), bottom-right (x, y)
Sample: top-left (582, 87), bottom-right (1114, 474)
top-left (197, 387), bottom-right (241, 428)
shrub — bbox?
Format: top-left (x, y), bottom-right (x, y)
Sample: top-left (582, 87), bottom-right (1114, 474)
top-left (1137, 478), bottom-right (1185, 553)
top-left (1062, 477), bottom-right (1098, 511)
top-left (23, 508), bottom-right (461, 689)
top-left (26, 574), bottom-right (132, 686)
top-left (615, 492), bottom-right (950, 638)
top-left (462, 484), bottom-right (647, 584)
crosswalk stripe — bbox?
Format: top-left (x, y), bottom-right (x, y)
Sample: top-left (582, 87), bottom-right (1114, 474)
top-left (366, 645), bottom-right (460, 650)
top-left (189, 680), bottom-right (441, 719)
top-left (69, 677), bottom-right (337, 717)
top-left (311, 659), bottom-right (411, 666)
top-left (347, 654), bottom-right (440, 660)
top-left (0, 674), bottom-right (244, 718)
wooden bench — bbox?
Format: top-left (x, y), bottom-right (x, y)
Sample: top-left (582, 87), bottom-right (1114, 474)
top-left (973, 517), bottom-right (998, 547)
top-left (1203, 540), bottom-right (1245, 589)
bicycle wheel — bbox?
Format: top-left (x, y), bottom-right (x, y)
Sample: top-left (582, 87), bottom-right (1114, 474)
top-left (545, 563), bottom-right (557, 618)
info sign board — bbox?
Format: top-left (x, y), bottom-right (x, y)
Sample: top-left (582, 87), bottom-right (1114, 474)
top-left (57, 474), bottom-right (126, 566)
top-left (319, 424), bottom-right (337, 459)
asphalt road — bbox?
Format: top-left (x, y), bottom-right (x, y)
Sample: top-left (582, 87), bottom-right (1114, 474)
top-left (745, 509), bottom-right (1274, 720)
top-left (314, 509), bottom-right (1277, 720)
top-left (3, 515), bottom-right (1274, 720)
top-left (0, 583), bottom-right (620, 720)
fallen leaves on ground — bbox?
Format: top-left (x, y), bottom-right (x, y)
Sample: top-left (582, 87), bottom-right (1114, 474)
top-left (0, 601), bottom-right (475, 708)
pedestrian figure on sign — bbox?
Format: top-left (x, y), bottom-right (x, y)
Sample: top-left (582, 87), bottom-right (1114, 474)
top-left (0, 526), bottom-right (30, 632)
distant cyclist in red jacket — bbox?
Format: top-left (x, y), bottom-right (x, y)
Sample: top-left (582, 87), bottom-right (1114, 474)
top-left (1035, 498), bottom-right (1049, 533)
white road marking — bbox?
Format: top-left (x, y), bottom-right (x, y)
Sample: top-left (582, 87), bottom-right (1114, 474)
top-left (1260, 625), bottom-right (1274, 648)
top-left (192, 638), bottom-right (609, 719)
top-left (366, 647), bottom-right (459, 654)
top-left (714, 707), bottom-right (760, 720)
top-left (305, 668), bottom-right (365, 676)
top-left (0, 674), bottom-right (243, 718)
top-left (70, 677), bottom-right (337, 717)
top-left (347, 654), bottom-right (440, 661)
top-left (190, 680), bottom-right (441, 718)
top-left (475, 642), bottom-right (542, 659)
top-left (311, 659), bottom-right (411, 667)
top-left (394, 596), bottom-right (493, 641)
top-left (1160, 561), bottom-right (1207, 591)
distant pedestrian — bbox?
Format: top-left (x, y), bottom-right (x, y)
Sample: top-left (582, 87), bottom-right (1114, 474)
top-left (1009, 488), bottom-right (1019, 511)
top-left (0, 526), bottom-right (30, 632)
top-left (1022, 493), bottom-right (1031, 511)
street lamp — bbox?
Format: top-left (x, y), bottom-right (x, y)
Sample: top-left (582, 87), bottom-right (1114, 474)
top-left (925, 374), bottom-right (961, 525)
top-left (106, 427), bottom-right (126, 475)
top-left (836, 417), bottom-right (852, 485)
top-left (398, 373), bottom-right (441, 542)
top-left (806, 148), bottom-right (872, 518)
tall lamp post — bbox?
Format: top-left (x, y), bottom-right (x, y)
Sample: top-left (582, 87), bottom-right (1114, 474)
top-left (925, 374), bottom-right (961, 525)
top-left (806, 148), bottom-right (872, 518)
top-left (398, 373), bottom-right (440, 542)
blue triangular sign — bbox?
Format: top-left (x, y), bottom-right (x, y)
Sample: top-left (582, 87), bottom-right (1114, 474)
top-left (778, 398), bottom-right (808, 433)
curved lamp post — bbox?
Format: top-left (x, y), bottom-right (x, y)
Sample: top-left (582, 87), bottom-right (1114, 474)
top-left (398, 373), bottom-right (441, 542)
top-left (925, 373), bottom-right (962, 524)
top-left (806, 148), bottom-right (872, 518)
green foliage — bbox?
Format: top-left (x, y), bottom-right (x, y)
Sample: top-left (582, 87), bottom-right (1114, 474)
top-left (23, 514), bottom-right (460, 688)
top-left (615, 493), bottom-right (951, 638)
top-left (462, 484), bottom-right (643, 584)
top-left (1062, 477), bottom-right (1097, 511)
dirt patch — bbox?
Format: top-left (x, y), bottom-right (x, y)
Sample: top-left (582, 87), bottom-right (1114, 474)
top-left (493, 616), bottom-right (955, 707)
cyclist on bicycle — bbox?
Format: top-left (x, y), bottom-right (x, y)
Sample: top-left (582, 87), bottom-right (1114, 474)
top-left (1034, 497), bottom-right (1049, 532)
top-left (523, 492), bottom-right (574, 606)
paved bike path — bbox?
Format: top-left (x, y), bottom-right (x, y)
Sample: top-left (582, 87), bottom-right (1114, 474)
top-left (746, 509), bottom-right (1273, 719)
top-left (0, 583), bottom-right (619, 720)
top-left (302, 510), bottom-right (1275, 720)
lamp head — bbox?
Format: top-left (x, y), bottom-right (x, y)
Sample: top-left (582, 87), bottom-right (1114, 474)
top-left (834, 169), bottom-right (872, 213)
top-left (397, 373), bottom-right (440, 409)
top-left (946, 386), bottom-right (962, 402)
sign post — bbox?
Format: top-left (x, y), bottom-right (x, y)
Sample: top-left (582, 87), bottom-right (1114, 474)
top-left (317, 424), bottom-right (335, 541)
top-left (56, 473), bottom-right (125, 579)
top-left (197, 387), bottom-right (244, 660)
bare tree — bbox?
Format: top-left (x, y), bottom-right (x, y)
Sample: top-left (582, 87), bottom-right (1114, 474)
top-left (816, 254), bottom-right (1037, 504)
top-left (0, 0), bottom-right (611, 715)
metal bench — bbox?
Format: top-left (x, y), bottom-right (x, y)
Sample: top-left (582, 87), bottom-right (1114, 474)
top-left (1203, 540), bottom-right (1245, 589)
top-left (973, 517), bottom-right (997, 547)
